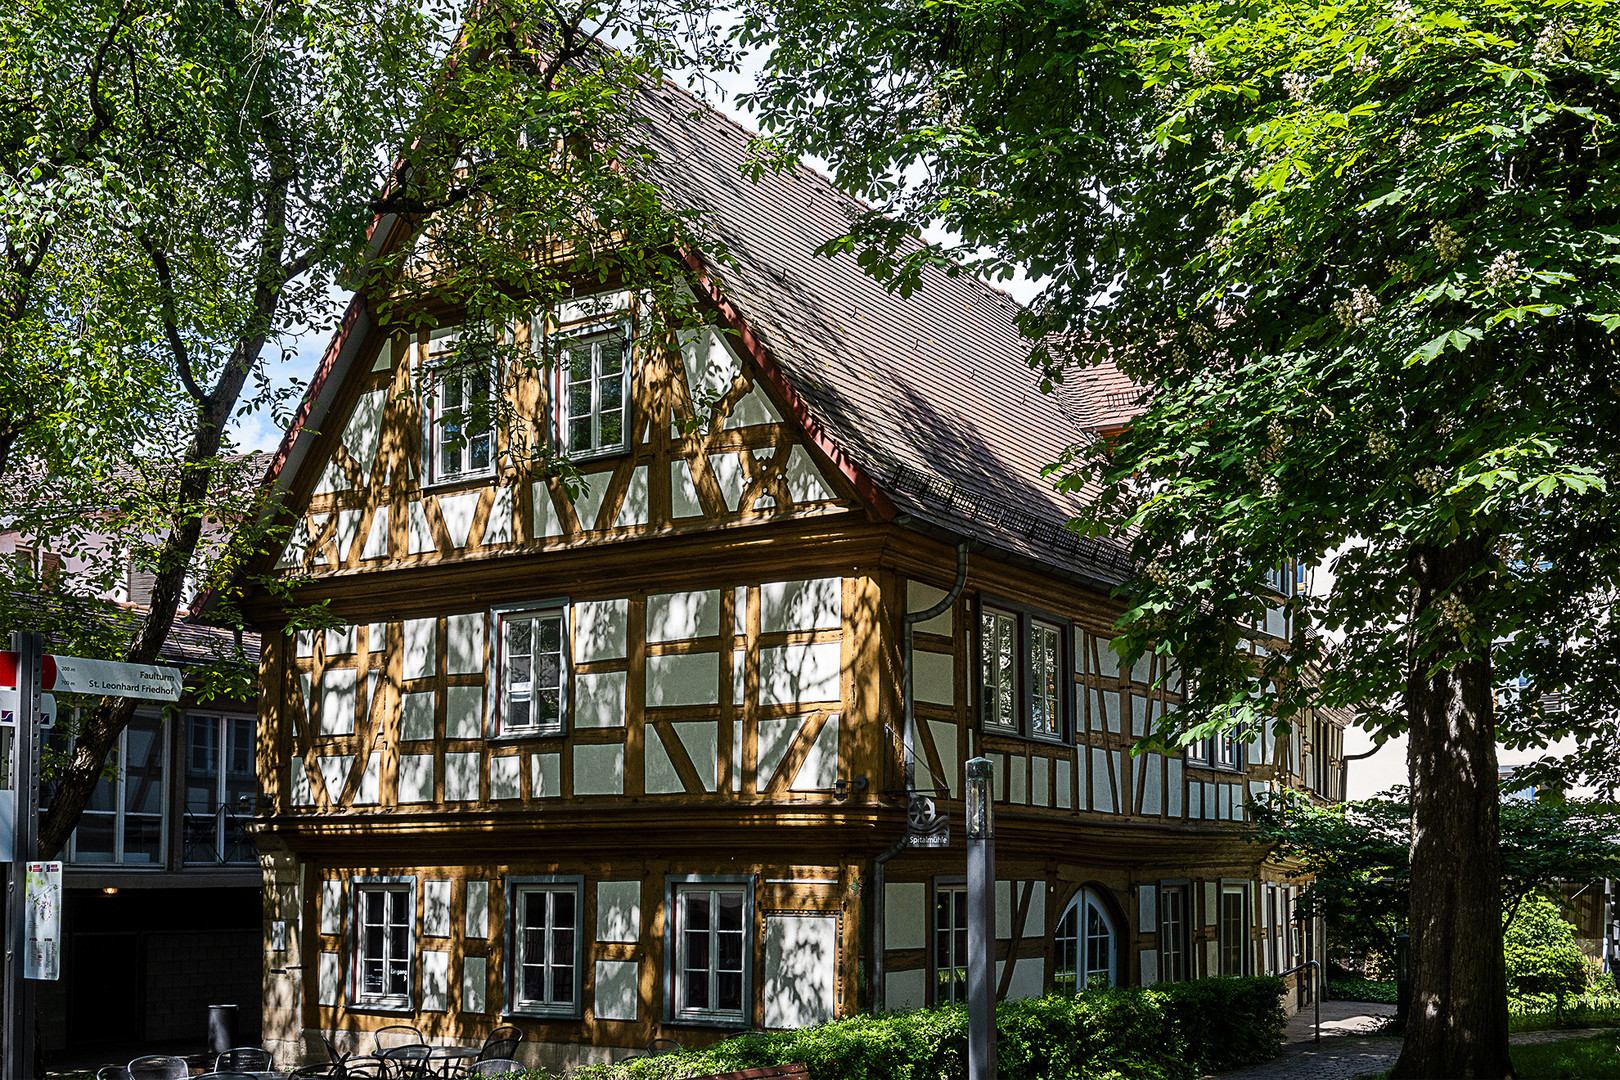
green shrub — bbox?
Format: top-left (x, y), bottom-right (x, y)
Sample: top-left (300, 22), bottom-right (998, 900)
top-left (570, 977), bottom-right (1287, 1080)
top-left (1153, 976), bottom-right (1288, 1074)
top-left (1506, 895), bottom-right (1592, 1005)
top-left (1328, 977), bottom-right (1398, 1004)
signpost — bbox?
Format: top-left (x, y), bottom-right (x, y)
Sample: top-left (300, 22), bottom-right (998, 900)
top-left (2, 636), bottom-right (182, 1080)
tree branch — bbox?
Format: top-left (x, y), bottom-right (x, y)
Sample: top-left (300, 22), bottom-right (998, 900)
top-left (140, 237), bottom-right (206, 404)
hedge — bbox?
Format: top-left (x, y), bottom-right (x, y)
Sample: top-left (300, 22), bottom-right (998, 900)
top-left (570, 976), bottom-right (1286, 1080)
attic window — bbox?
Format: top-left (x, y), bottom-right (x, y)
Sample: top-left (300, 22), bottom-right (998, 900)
top-left (552, 322), bottom-right (629, 460)
top-left (424, 327), bottom-right (496, 485)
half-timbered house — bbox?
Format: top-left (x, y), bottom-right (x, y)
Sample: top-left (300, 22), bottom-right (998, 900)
top-left (235, 77), bottom-right (1349, 1070)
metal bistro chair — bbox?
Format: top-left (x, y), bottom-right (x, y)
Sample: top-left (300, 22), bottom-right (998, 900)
top-left (127, 1056), bottom-right (190, 1080)
top-left (475, 1026), bottom-right (524, 1063)
top-left (292, 1068), bottom-right (342, 1080)
top-left (96, 1068), bottom-right (132, 1080)
top-left (216, 1049), bottom-right (275, 1072)
top-left (372, 1024), bottom-right (426, 1056)
top-left (465, 1061), bottom-right (523, 1078)
top-left (379, 1046), bottom-right (434, 1080)
top-left (316, 1033), bottom-right (384, 1079)
top-left (196, 1072), bottom-right (262, 1080)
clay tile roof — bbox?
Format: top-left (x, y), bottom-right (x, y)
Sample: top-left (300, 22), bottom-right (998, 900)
top-left (633, 82), bottom-right (1139, 584)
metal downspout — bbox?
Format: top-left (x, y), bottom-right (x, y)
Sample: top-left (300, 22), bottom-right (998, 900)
top-left (871, 542), bottom-right (969, 1011)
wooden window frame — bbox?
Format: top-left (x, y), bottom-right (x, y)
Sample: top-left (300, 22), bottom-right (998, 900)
top-left (489, 600), bottom-right (571, 739)
top-left (350, 875), bottom-right (417, 1013)
top-left (665, 874), bottom-right (755, 1027)
top-left (974, 595), bottom-right (1073, 745)
top-left (506, 875), bottom-right (585, 1019)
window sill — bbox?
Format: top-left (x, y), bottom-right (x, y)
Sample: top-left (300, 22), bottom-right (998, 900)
top-left (488, 728), bottom-right (569, 744)
top-left (664, 1014), bottom-right (749, 1029)
top-left (349, 1001), bottom-right (415, 1015)
top-left (979, 725), bottom-right (1074, 749)
top-left (504, 1006), bottom-right (582, 1021)
top-left (564, 445), bottom-right (630, 466)
top-left (422, 470), bottom-right (497, 493)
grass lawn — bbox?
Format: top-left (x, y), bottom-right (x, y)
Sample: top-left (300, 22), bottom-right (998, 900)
top-left (1511, 1004), bottom-right (1620, 1033)
top-left (1511, 1030), bottom-right (1620, 1079)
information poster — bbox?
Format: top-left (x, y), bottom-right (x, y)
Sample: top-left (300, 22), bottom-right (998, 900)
top-left (24, 861), bottom-right (62, 980)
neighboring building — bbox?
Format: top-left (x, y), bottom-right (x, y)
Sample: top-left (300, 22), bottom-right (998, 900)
top-left (2, 518), bottom-right (264, 1052)
top-left (228, 77), bottom-right (1348, 1070)
top-left (1500, 766), bottom-right (1620, 977)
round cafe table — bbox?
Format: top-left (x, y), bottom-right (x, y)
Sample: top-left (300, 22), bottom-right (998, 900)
top-left (376, 1045), bottom-right (481, 1079)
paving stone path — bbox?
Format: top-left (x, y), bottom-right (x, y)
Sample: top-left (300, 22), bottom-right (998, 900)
top-left (1206, 1000), bottom-right (1614, 1080)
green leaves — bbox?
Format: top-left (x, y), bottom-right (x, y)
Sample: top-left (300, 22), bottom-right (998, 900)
top-left (745, 0), bottom-right (1620, 793)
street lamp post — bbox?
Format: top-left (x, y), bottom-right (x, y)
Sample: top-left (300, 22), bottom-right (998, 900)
top-left (966, 756), bottom-right (995, 1080)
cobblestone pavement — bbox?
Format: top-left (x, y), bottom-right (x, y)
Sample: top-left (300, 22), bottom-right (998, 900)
top-left (1206, 1000), bottom-right (1614, 1080)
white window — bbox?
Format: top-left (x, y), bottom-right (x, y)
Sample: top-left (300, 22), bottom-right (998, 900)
top-left (424, 329), bottom-right (496, 484)
top-left (555, 324), bottom-right (629, 459)
top-left (1189, 730), bottom-right (1244, 772)
top-left (512, 881), bottom-right (581, 1016)
top-left (62, 714), bottom-right (166, 866)
top-left (979, 608), bottom-right (1019, 731)
top-left (1054, 887), bottom-right (1116, 992)
top-left (1029, 620), bottom-right (1063, 739)
top-left (1218, 883), bottom-right (1250, 975)
top-left (672, 881), bottom-right (750, 1024)
top-left (183, 714), bottom-right (256, 865)
top-left (355, 881), bottom-right (414, 1008)
top-left (1159, 884), bottom-right (1189, 982)
top-left (496, 605), bottom-right (567, 735)
top-left (933, 883), bottom-right (968, 1004)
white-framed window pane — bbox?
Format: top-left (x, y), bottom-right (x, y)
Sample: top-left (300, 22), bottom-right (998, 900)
top-left (431, 357), bottom-right (495, 481)
top-left (1053, 902), bottom-right (1079, 995)
top-left (501, 609), bottom-right (565, 733)
top-left (681, 890), bottom-right (711, 1010)
top-left (1030, 621), bottom-right (1061, 737)
top-left (1055, 889), bottom-right (1115, 992)
top-left (357, 884), bottom-right (412, 1005)
top-left (934, 885), bottom-right (968, 1004)
top-left (560, 328), bottom-right (628, 457)
top-left (1084, 902), bottom-right (1111, 987)
top-left (715, 890), bottom-right (745, 1011)
top-left (980, 609), bottom-right (1018, 730)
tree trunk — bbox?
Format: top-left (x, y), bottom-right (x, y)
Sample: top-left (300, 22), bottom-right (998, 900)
top-left (1391, 539), bottom-right (1512, 1079)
